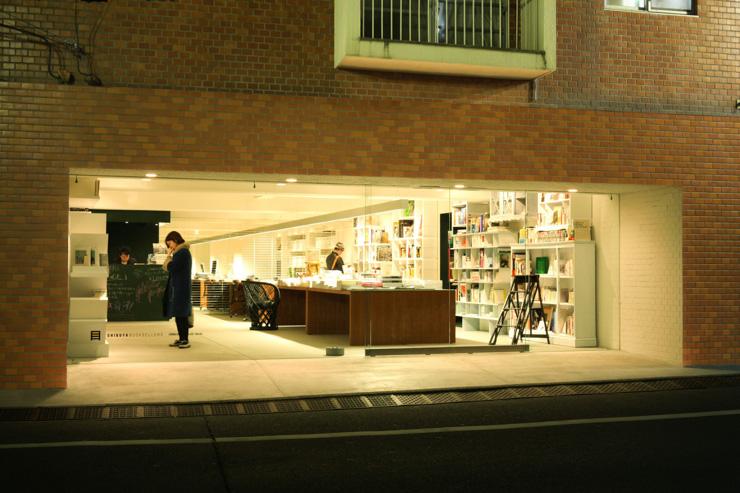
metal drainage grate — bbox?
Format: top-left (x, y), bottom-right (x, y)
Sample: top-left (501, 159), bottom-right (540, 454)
top-left (1, 375), bottom-right (738, 422)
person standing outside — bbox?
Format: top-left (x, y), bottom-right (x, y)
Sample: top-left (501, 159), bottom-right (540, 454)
top-left (325, 242), bottom-right (345, 272)
top-left (163, 231), bottom-right (193, 348)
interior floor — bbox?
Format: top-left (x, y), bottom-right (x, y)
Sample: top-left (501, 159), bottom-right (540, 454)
top-left (70, 311), bottom-right (587, 365)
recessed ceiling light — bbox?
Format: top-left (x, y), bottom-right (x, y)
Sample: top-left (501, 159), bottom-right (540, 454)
top-left (145, 173), bottom-right (158, 178)
top-left (125, 221), bottom-right (129, 224)
top-left (568, 188), bottom-right (579, 193)
top-left (276, 183), bottom-right (286, 187)
top-left (285, 178), bottom-right (298, 183)
top-left (454, 184), bottom-right (465, 189)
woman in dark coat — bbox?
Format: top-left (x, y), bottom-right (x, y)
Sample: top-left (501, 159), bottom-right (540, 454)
top-left (162, 231), bottom-right (193, 348)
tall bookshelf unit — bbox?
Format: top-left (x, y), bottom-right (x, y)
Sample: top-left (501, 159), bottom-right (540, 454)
top-left (510, 241), bottom-right (595, 347)
top-left (354, 200), bottom-right (437, 281)
top-left (449, 192), bottom-right (597, 347)
top-left (452, 227), bottom-right (516, 331)
top-left (68, 211), bottom-right (109, 358)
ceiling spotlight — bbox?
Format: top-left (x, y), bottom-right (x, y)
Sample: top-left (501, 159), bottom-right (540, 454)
top-left (145, 173), bottom-right (158, 178)
top-left (454, 184), bottom-right (465, 189)
top-left (568, 188), bottom-right (579, 193)
top-left (285, 178), bottom-right (298, 183)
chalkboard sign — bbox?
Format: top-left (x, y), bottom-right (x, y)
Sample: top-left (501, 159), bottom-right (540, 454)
top-left (108, 264), bottom-right (170, 322)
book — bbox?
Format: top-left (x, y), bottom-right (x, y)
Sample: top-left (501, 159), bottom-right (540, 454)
top-left (74, 249), bottom-right (87, 266)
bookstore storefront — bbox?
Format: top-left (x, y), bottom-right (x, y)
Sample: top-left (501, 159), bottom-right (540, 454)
top-left (67, 171), bottom-right (681, 365)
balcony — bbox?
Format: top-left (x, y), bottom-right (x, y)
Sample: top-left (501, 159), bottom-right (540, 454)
top-left (335, 0), bottom-right (555, 80)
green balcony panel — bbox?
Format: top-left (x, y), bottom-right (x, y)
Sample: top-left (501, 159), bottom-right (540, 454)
top-left (335, 0), bottom-right (556, 80)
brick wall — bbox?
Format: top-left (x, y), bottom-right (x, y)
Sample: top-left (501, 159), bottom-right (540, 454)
top-left (620, 188), bottom-right (683, 364)
top-left (1, 83), bottom-right (738, 388)
top-left (592, 194), bottom-right (620, 350)
top-left (2, 1), bottom-right (738, 114)
top-left (1, 0), bottom-right (738, 388)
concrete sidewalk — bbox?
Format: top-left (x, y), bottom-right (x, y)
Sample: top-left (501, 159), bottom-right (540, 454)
top-left (1, 313), bottom-right (737, 408)
top-left (1, 348), bottom-right (736, 408)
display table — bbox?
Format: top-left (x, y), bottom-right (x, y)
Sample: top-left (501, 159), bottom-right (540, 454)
top-left (278, 286), bottom-right (456, 346)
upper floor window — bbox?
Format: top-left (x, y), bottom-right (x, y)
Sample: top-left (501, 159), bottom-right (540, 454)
top-left (605, 0), bottom-right (695, 15)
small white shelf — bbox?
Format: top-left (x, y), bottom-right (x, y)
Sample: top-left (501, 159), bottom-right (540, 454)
top-left (489, 214), bottom-right (526, 222)
top-left (535, 224), bottom-right (569, 231)
top-left (70, 266), bottom-right (108, 278)
top-left (450, 245), bottom-right (501, 250)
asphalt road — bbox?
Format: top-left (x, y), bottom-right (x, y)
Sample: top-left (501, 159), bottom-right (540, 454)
top-left (1, 385), bottom-right (738, 492)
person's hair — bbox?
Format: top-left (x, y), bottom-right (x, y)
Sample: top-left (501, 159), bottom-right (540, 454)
top-left (165, 231), bottom-right (186, 245)
top-left (119, 247), bottom-right (131, 256)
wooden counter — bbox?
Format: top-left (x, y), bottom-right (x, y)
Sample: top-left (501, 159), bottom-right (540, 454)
top-left (277, 286), bottom-right (455, 346)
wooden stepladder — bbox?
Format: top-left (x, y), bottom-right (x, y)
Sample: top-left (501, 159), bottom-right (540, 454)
top-left (489, 274), bottom-right (550, 345)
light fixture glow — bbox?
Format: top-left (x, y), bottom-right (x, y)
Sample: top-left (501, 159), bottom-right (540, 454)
top-left (454, 184), bottom-right (465, 189)
top-left (568, 188), bottom-right (578, 193)
top-left (141, 178), bottom-right (151, 182)
top-left (276, 183), bottom-right (287, 187)
top-left (285, 178), bottom-right (298, 183)
top-left (145, 173), bottom-right (158, 178)
top-left (195, 229), bottom-right (200, 235)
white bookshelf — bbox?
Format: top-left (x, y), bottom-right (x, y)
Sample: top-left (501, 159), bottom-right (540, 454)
top-left (68, 211), bottom-right (109, 358)
top-left (510, 241), bottom-right (596, 347)
top-left (449, 191), bottom-right (596, 347)
top-left (353, 201), bottom-right (438, 281)
top-left (534, 192), bottom-right (592, 243)
top-left (489, 191), bottom-right (527, 223)
top-left (451, 220), bottom-right (518, 331)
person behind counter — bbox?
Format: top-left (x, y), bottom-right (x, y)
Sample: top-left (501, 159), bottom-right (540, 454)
top-left (325, 242), bottom-right (345, 272)
top-left (118, 246), bottom-right (137, 265)
top-left (162, 231), bottom-right (193, 349)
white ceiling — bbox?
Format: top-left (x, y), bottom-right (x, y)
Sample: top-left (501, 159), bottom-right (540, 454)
top-left (70, 177), bottom-right (491, 241)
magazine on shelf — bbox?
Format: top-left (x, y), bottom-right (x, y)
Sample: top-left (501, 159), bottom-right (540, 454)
top-left (74, 249), bottom-right (88, 266)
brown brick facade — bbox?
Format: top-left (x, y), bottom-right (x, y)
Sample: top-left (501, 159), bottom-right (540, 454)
top-left (2, 1), bottom-right (738, 114)
top-left (1, 1), bottom-right (738, 388)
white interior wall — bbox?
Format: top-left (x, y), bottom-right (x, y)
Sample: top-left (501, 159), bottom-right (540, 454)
top-left (190, 243), bottom-right (210, 276)
top-left (619, 187), bottom-right (683, 364)
top-left (592, 194), bottom-right (620, 349)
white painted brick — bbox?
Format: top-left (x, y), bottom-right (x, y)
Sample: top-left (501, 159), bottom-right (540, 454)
top-left (620, 188), bottom-right (683, 364)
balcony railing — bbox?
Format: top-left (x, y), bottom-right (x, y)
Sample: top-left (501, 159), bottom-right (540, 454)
top-left (335, 0), bottom-right (555, 80)
top-left (360, 0), bottom-right (542, 52)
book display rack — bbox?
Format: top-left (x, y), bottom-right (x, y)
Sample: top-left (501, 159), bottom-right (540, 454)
top-left (449, 192), bottom-right (595, 347)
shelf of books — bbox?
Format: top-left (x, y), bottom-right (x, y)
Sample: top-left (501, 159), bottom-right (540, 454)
top-left (451, 214), bottom-right (518, 332)
top-left (354, 200), bottom-right (437, 281)
top-left (449, 191), bottom-right (596, 347)
top-left (68, 211), bottom-right (109, 358)
top-left (510, 241), bottom-right (595, 347)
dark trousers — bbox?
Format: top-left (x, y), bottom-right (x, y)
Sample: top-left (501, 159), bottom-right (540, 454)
top-left (175, 316), bottom-right (189, 342)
